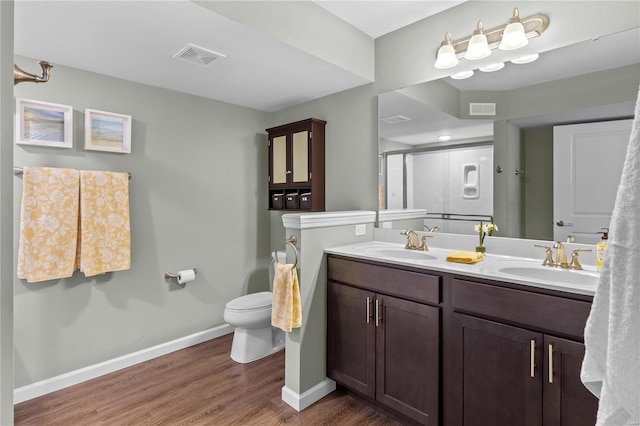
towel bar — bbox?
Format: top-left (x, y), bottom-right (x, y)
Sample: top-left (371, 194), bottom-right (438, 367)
top-left (273, 236), bottom-right (298, 269)
top-left (13, 166), bottom-right (132, 180)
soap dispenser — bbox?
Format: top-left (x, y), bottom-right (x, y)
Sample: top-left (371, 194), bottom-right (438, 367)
top-left (596, 228), bottom-right (609, 272)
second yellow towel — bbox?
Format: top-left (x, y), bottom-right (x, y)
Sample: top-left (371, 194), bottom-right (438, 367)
top-left (271, 263), bottom-right (302, 332)
top-left (79, 170), bottom-right (131, 277)
top-left (446, 250), bottom-right (484, 264)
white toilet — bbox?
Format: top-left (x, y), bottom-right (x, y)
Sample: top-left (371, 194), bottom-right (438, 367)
top-left (223, 251), bottom-right (286, 363)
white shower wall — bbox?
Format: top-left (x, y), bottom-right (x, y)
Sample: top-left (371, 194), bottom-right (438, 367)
top-left (400, 145), bottom-right (494, 234)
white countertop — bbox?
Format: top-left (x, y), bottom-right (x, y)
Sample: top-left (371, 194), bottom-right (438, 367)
top-left (325, 240), bottom-right (598, 297)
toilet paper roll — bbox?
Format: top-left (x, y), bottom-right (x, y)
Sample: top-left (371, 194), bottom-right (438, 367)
top-left (177, 269), bottom-right (196, 284)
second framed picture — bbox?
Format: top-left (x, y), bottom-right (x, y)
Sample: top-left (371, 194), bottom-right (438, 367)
top-left (84, 109), bottom-right (132, 153)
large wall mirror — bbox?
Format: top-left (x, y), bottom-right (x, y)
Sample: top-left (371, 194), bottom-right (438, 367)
top-left (378, 27), bottom-right (640, 242)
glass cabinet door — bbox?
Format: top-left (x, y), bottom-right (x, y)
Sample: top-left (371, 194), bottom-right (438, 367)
top-left (292, 130), bottom-right (309, 183)
top-left (272, 135), bottom-right (287, 184)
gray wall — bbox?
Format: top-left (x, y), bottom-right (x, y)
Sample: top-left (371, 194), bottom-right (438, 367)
top-left (524, 127), bottom-right (554, 240)
top-left (13, 57), bottom-right (272, 387)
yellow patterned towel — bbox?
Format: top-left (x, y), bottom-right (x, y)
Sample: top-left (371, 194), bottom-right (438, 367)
top-left (79, 170), bottom-right (131, 277)
top-left (271, 263), bottom-right (302, 332)
top-left (446, 250), bottom-right (484, 264)
top-left (17, 167), bottom-right (80, 283)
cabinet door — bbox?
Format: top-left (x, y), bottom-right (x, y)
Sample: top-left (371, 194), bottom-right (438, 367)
top-left (543, 335), bottom-right (598, 426)
top-left (327, 282), bottom-right (376, 398)
top-left (376, 295), bottom-right (440, 425)
top-left (452, 313), bottom-right (543, 426)
top-left (291, 130), bottom-right (310, 184)
top-left (270, 134), bottom-right (288, 185)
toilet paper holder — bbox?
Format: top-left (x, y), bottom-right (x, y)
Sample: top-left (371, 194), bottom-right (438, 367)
top-left (164, 268), bottom-right (198, 280)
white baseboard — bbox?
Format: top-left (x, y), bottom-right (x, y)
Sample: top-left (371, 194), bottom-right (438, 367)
top-left (14, 324), bottom-right (233, 404)
top-left (281, 378), bottom-right (336, 412)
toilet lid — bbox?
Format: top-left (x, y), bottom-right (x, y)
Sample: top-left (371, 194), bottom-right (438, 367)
top-left (226, 291), bottom-right (273, 311)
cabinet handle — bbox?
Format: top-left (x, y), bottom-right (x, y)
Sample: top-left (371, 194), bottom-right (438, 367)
top-left (375, 299), bottom-right (381, 327)
top-left (548, 343), bottom-right (554, 384)
top-left (530, 339), bottom-right (536, 378)
top-left (285, 170), bottom-right (292, 174)
top-left (366, 297), bottom-right (371, 324)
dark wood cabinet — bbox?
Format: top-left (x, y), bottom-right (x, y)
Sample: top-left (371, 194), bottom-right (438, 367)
top-left (448, 278), bottom-right (598, 426)
top-left (375, 294), bottom-right (440, 424)
top-left (266, 118), bottom-right (325, 211)
top-left (327, 254), bottom-right (598, 426)
top-left (543, 335), bottom-right (599, 426)
top-left (451, 313), bottom-right (543, 426)
top-left (327, 283), bottom-right (375, 397)
top-left (327, 258), bottom-right (440, 425)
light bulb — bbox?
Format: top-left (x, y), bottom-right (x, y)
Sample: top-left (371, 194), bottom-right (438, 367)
top-left (464, 21), bottom-right (491, 60)
top-left (499, 8), bottom-right (529, 50)
top-left (434, 32), bottom-right (459, 69)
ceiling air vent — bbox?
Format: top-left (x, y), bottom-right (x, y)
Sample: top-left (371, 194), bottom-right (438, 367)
top-left (173, 44), bottom-right (226, 67)
top-left (381, 115), bottom-right (411, 124)
top-left (469, 103), bottom-right (497, 116)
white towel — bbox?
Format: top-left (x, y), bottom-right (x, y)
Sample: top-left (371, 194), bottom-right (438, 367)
top-left (581, 85), bottom-right (640, 425)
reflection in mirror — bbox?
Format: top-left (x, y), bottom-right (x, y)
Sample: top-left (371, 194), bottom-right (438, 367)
top-left (378, 28), bottom-right (640, 241)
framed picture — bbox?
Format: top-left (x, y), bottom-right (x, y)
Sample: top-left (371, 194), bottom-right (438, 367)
top-left (84, 108), bottom-right (131, 153)
top-left (16, 98), bottom-right (73, 148)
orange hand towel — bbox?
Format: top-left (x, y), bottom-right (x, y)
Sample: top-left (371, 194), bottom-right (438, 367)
top-left (446, 250), bottom-right (484, 264)
top-left (271, 263), bottom-right (302, 332)
top-left (17, 167), bottom-right (80, 283)
top-left (79, 170), bottom-right (131, 276)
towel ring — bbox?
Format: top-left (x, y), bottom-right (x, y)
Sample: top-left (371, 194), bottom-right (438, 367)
top-left (273, 235), bottom-right (298, 269)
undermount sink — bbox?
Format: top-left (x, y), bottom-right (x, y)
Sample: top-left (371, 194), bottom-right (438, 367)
top-left (357, 246), bottom-right (437, 261)
top-left (496, 264), bottom-right (599, 287)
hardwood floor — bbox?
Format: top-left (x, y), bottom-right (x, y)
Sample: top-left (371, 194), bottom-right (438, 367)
top-left (15, 334), bottom-right (401, 425)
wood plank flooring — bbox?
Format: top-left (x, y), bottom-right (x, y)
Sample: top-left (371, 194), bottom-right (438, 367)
top-left (15, 334), bottom-right (401, 425)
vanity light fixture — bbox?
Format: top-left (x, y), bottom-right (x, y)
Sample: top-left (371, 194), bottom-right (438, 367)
top-left (434, 8), bottom-right (549, 69)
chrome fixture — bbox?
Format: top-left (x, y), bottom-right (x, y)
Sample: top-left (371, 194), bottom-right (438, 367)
top-left (14, 60), bottom-right (53, 85)
top-left (424, 225), bottom-right (440, 233)
top-left (434, 8), bottom-right (549, 70)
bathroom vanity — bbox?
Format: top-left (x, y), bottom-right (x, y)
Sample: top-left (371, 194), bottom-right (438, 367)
top-left (326, 242), bottom-right (598, 426)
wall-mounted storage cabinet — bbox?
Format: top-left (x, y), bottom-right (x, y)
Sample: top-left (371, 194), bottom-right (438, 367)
top-left (267, 118), bottom-right (326, 211)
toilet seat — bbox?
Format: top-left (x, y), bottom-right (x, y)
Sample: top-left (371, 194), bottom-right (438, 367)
top-left (225, 291), bottom-right (272, 312)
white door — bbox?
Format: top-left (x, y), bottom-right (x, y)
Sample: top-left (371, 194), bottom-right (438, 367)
top-left (553, 119), bottom-right (632, 244)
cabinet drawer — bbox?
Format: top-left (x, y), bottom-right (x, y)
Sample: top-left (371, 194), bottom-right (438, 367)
top-left (451, 278), bottom-right (591, 339)
top-left (328, 256), bottom-right (440, 304)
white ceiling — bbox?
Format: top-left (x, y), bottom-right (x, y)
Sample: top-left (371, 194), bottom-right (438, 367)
top-left (13, 0), bottom-right (462, 112)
